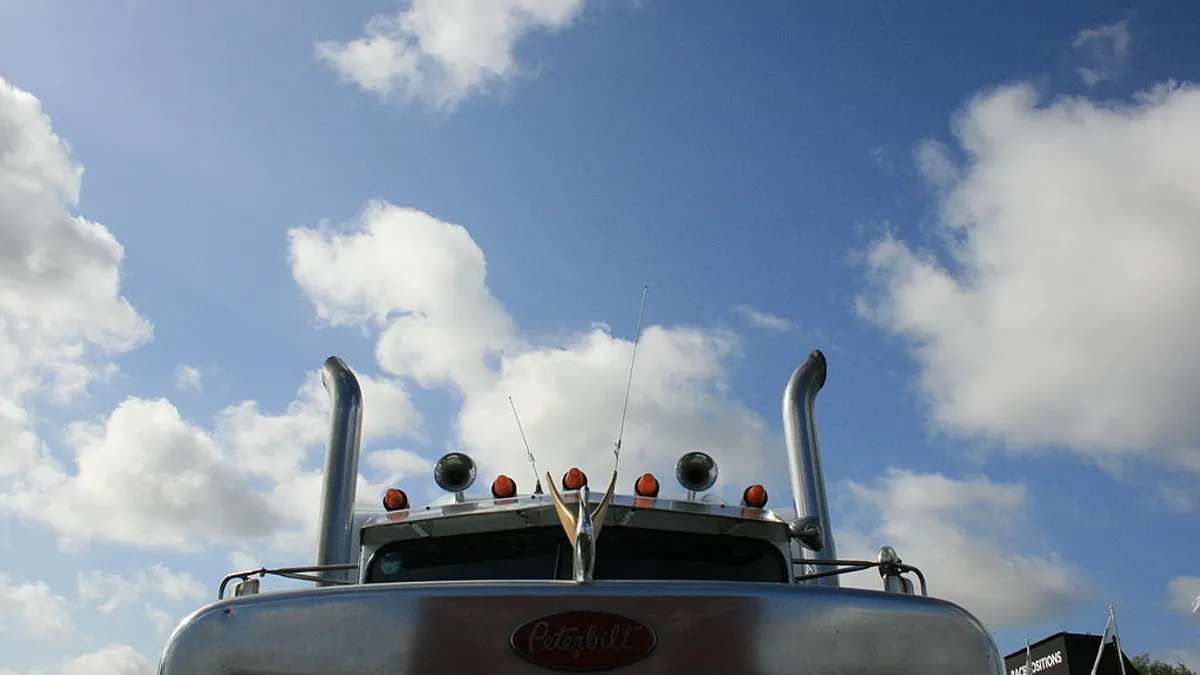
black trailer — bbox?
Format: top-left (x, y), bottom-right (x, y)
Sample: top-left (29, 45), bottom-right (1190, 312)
top-left (1005, 632), bottom-right (1140, 675)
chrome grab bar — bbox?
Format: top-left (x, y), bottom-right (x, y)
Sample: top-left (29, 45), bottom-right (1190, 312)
top-left (218, 564), bottom-right (360, 599)
top-left (792, 557), bottom-right (928, 596)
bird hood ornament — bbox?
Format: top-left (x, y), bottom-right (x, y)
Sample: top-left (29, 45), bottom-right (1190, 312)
top-left (546, 470), bottom-right (617, 583)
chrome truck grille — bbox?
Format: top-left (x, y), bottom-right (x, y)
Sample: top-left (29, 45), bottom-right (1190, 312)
top-left (161, 581), bottom-right (1001, 675)
top-left (156, 351), bottom-right (1004, 675)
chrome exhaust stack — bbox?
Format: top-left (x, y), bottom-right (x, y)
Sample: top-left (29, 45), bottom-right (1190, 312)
top-left (783, 350), bottom-right (839, 586)
top-left (315, 356), bottom-right (364, 586)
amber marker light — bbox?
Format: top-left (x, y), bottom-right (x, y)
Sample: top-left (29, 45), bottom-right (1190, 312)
top-left (634, 473), bottom-right (660, 497)
top-left (562, 467), bottom-right (588, 490)
top-left (741, 484), bottom-right (768, 509)
top-left (383, 488), bottom-right (409, 511)
top-left (492, 474), bottom-right (517, 498)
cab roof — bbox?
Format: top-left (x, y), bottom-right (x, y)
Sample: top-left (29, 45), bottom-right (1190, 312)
top-left (358, 492), bottom-right (790, 548)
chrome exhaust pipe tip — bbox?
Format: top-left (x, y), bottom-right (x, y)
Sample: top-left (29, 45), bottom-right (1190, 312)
top-left (315, 356), bottom-right (363, 586)
top-left (783, 350), bottom-right (839, 585)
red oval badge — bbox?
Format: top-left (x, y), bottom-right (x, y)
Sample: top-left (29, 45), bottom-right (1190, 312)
top-left (510, 610), bottom-right (657, 671)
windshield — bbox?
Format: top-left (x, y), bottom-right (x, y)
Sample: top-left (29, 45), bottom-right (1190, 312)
top-left (365, 526), bottom-right (789, 584)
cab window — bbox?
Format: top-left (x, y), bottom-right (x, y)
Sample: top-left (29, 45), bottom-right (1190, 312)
top-left (366, 526), bottom-right (788, 583)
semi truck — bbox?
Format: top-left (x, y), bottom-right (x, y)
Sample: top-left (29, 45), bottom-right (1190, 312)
top-left (156, 350), bottom-right (1003, 675)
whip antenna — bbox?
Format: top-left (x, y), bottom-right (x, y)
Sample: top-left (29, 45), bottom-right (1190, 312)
top-left (613, 285), bottom-right (649, 471)
top-left (509, 397), bottom-right (543, 494)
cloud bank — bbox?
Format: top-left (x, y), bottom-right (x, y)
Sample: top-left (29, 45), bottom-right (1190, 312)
top-left (859, 82), bottom-right (1200, 473)
top-left (0, 574), bottom-right (73, 638)
top-left (288, 201), bottom-right (773, 492)
top-left (0, 77), bottom-right (424, 556)
top-left (838, 470), bottom-right (1088, 628)
top-left (0, 78), bottom-right (152, 478)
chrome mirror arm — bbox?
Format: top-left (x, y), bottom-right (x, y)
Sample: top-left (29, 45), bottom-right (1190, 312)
top-left (792, 547), bottom-right (928, 597)
top-left (788, 515), bottom-right (824, 552)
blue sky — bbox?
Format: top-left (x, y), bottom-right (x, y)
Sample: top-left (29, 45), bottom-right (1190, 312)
top-left (1, 1), bottom-right (1198, 672)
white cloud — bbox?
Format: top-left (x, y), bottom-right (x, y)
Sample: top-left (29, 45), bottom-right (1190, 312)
top-left (367, 448), bottom-right (430, 485)
top-left (149, 564), bottom-right (206, 601)
top-left (734, 305), bottom-right (795, 332)
top-left (209, 367), bottom-right (424, 554)
top-left (61, 645), bottom-right (150, 675)
top-left (214, 376), bottom-right (334, 484)
top-left (78, 564), bottom-right (206, 615)
top-left (0, 397), bottom-right (40, 477)
top-left (0, 574), bottom-right (73, 638)
top-left (838, 469), bottom-right (1087, 628)
top-left (858, 82), bottom-right (1200, 472)
top-left (77, 564), bottom-right (206, 638)
top-left (0, 76), bottom-right (151, 476)
top-left (288, 202), bottom-right (775, 497)
top-left (457, 325), bottom-right (770, 488)
top-left (913, 139), bottom-right (960, 193)
top-left (145, 605), bottom-right (175, 636)
top-left (6, 397), bottom-right (279, 551)
top-left (290, 202), bottom-right (517, 392)
top-left (315, 0), bottom-right (586, 111)
top-left (257, 467), bottom-right (403, 555)
top-left (1073, 19), bottom-right (1131, 87)
top-left (2, 358), bottom-right (422, 552)
top-left (0, 53), bottom-right (435, 568)
top-left (1167, 575), bottom-right (1200, 615)
top-left (1, 378), bottom-right (423, 557)
top-left (173, 365), bottom-right (202, 391)
top-left (77, 571), bottom-right (136, 615)
top-left (216, 365), bottom-right (423, 483)
top-left (0, 77), bottom-right (293, 562)
top-left (228, 550), bottom-right (261, 572)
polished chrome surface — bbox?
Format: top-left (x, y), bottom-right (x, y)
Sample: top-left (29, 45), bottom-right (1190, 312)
top-left (884, 572), bottom-right (915, 594)
top-left (787, 515), bottom-right (823, 551)
top-left (433, 451), bottom-right (477, 502)
top-left (790, 553), bottom-right (929, 597)
top-left (783, 350), bottom-right (839, 584)
top-left (878, 545), bottom-right (918, 595)
top-left (316, 356), bottom-right (364, 586)
top-left (360, 492), bottom-right (790, 531)
top-left (572, 485), bottom-right (597, 582)
top-left (545, 470), bottom-right (618, 583)
top-left (219, 564), bottom-right (360, 599)
top-left (674, 451), bottom-right (719, 495)
top-left (357, 493), bottom-right (790, 549)
top-left (158, 581), bottom-right (1003, 675)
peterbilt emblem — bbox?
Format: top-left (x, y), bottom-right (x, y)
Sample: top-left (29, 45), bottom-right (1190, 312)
top-left (510, 611), bottom-right (656, 671)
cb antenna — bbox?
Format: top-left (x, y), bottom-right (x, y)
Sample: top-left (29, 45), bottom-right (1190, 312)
top-left (613, 285), bottom-right (649, 472)
top-left (509, 397), bottom-right (543, 494)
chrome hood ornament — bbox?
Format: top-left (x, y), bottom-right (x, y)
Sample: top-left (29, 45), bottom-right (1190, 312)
top-left (546, 470), bottom-right (617, 583)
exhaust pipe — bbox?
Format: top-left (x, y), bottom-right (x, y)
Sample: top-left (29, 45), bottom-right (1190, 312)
top-left (315, 356), bottom-right (363, 586)
top-left (783, 350), bottom-right (839, 586)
